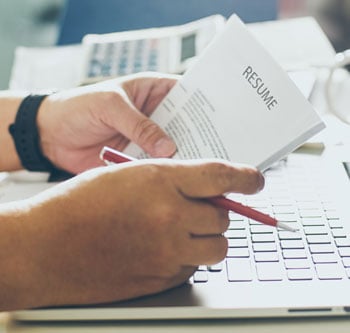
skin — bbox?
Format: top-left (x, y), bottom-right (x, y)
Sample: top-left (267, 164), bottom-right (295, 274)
top-left (0, 73), bottom-right (178, 173)
top-left (0, 73), bottom-right (264, 311)
top-left (0, 159), bottom-right (263, 311)
top-left (36, 73), bottom-right (179, 174)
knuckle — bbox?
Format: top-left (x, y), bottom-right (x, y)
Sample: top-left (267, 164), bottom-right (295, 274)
top-left (133, 118), bottom-right (161, 145)
top-left (208, 162), bottom-right (234, 189)
top-left (244, 167), bottom-right (265, 194)
top-left (139, 163), bottom-right (163, 182)
top-left (99, 91), bottom-right (121, 107)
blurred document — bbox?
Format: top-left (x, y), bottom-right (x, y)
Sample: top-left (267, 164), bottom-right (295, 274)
top-left (9, 44), bottom-right (85, 91)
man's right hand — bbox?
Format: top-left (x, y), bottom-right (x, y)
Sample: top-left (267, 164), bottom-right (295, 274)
top-left (1, 159), bottom-right (264, 311)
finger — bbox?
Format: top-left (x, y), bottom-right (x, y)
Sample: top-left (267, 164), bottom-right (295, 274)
top-left (172, 160), bottom-right (264, 198)
top-left (167, 266), bottom-right (197, 289)
top-left (103, 95), bottom-right (176, 157)
top-left (182, 235), bottom-right (228, 266)
top-left (122, 75), bottom-right (178, 116)
top-left (181, 200), bottom-right (229, 236)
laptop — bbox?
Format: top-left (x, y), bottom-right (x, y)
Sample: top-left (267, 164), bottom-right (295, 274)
top-left (4, 124), bottom-right (350, 321)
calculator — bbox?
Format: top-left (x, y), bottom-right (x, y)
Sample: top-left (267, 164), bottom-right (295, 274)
top-left (81, 15), bottom-right (226, 83)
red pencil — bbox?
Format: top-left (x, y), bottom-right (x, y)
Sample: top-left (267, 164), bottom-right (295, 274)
top-left (100, 146), bottom-right (297, 232)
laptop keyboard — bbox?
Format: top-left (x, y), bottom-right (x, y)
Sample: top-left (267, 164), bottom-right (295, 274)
top-left (192, 158), bottom-right (350, 283)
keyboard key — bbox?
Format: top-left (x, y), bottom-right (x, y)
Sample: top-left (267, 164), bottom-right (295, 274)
top-left (299, 209), bottom-right (323, 218)
top-left (225, 230), bottom-right (247, 239)
top-left (326, 211), bottom-right (340, 220)
top-left (284, 259), bottom-right (310, 269)
top-left (251, 234), bottom-right (275, 243)
top-left (227, 248), bottom-right (250, 258)
top-left (228, 238), bottom-right (248, 248)
top-left (297, 201), bottom-right (321, 210)
top-left (193, 271), bottom-right (208, 283)
top-left (312, 254), bottom-right (338, 264)
top-left (272, 199), bottom-right (294, 206)
top-left (247, 199), bottom-right (270, 209)
top-left (253, 243), bottom-right (277, 252)
top-left (315, 264), bottom-right (343, 280)
top-left (272, 206), bottom-right (296, 214)
top-left (246, 199), bottom-right (269, 208)
top-left (304, 226), bottom-right (328, 235)
top-left (280, 240), bottom-right (305, 249)
top-left (256, 262), bottom-right (283, 281)
top-left (331, 229), bottom-right (347, 238)
top-left (226, 259), bottom-right (253, 282)
top-left (228, 221), bottom-right (247, 230)
top-left (306, 235), bottom-right (331, 244)
top-left (342, 258), bottom-right (350, 268)
top-left (287, 268), bottom-right (313, 281)
top-left (283, 249), bottom-right (307, 259)
top-left (335, 238), bottom-right (350, 247)
top-left (278, 231), bottom-right (302, 240)
top-left (254, 252), bottom-right (279, 262)
top-left (250, 225), bottom-right (274, 234)
top-left (277, 222), bottom-right (299, 231)
top-left (301, 218), bottom-right (325, 226)
top-left (274, 213), bottom-right (297, 222)
top-left (309, 244), bottom-right (334, 254)
top-left (322, 202), bottom-right (337, 211)
top-left (328, 219), bottom-right (343, 229)
top-left (338, 247), bottom-right (350, 257)
top-left (346, 268), bottom-right (350, 279)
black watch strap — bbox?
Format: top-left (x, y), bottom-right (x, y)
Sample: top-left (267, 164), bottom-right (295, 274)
top-left (9, 94), bottom-right (56, 172)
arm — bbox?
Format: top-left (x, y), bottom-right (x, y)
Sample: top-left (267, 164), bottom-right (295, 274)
top-left (37, 73), bottom-right (178, 174)
top-left (0, 91), bottom-right (27, 171)
top-left (0, 159), bottom-right (264, 311)
top-left (0, 73), bottom-right (178, 174)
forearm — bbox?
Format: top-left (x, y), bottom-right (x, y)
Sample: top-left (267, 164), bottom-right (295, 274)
top-left (0, 91), bottom-right (27, 171)
top-left (0, 200), bottom-right (45, 311)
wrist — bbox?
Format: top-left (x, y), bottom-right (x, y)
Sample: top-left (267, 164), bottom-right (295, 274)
top-left (0, 94), bottom-right (26, 171)
top-left (9, 94), bottom-right (56, 172)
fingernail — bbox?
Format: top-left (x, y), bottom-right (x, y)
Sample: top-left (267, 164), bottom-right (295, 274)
top-left (153, 137), bottom-right (177, 157)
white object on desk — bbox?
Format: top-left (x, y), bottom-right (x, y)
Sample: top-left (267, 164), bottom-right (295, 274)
top-left (248, 16), bottom-right (336, 71)
top-left (9, 44), bottom-right (85, 92)
top-left (9, 15), bottom-right (225, 91)
top-left (0, 171), bottom-right (53, 204)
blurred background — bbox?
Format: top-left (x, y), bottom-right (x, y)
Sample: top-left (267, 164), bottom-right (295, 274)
top-left (0, 0), bottom-right (350, 89)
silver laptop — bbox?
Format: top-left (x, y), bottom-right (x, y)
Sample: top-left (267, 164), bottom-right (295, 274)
top-left (6, 137), bottom-right (350, 321)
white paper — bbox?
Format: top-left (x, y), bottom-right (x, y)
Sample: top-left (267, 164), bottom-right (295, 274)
top-left (247, 16), bottom-right (336, 70)
top-left (9, 44), bottom-right (86, 92)
top-left (124, 15), bottom-right (325, 171)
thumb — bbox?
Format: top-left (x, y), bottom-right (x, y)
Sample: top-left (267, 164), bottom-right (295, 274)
top-left (106, 94), bottom-right (176, 157)
top-left (173, 160), bottom-right (264, 199)
top-left (129, 115), bottom-right (177, 157)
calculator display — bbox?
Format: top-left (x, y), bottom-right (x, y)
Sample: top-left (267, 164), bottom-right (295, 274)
top-left (180, 34), bottom-right (196, 62)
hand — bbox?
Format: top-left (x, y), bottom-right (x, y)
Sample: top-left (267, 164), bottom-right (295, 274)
top-left (14, 159), bottom-right (264, 310)
top-left (37, 73), bottom-right (178, 174)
